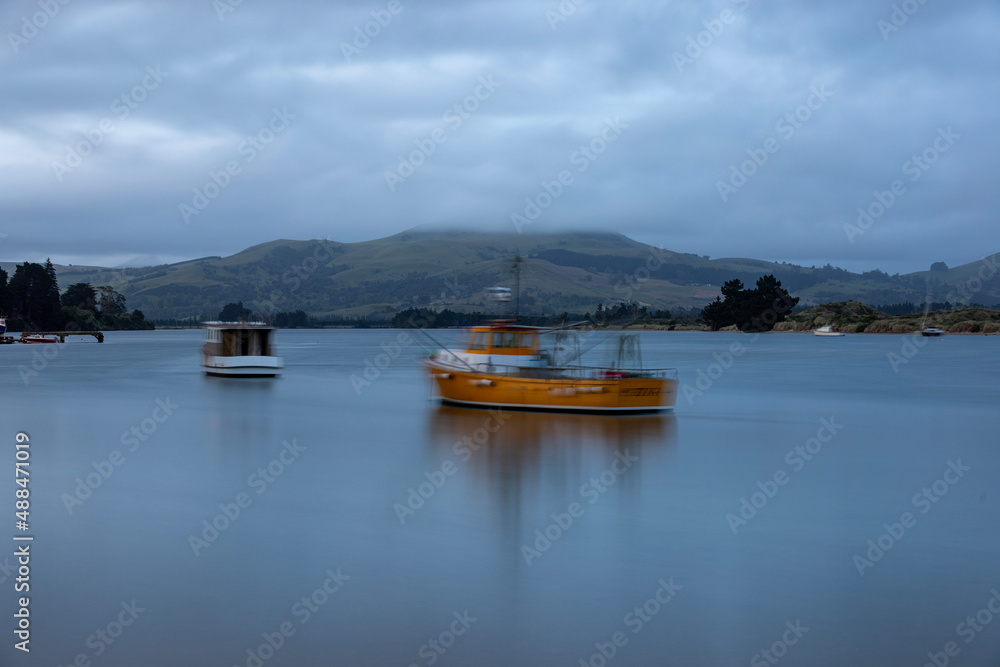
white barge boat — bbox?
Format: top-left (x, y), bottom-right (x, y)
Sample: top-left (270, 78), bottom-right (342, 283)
top-left (202, 322), bottom-right (283, 378)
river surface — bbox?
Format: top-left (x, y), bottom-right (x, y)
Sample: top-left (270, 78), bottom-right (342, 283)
top-left (0, 329), bottom-right (998, 666)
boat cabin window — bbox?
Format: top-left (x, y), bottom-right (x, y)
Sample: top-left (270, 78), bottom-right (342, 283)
top-left (217, 329), bottom-right (270, 357)
top-left (483, 331), bottom-right (535, 350)
top-left (492, 332), bottom-right (521, 348)
top-left (468, 332), bottom-right (488, 350)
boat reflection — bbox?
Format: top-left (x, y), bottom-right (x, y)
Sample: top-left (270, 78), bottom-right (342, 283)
top-left (426, 406), bottom-right (678, 575)
top-left (428, 405), bottom-right (677, 461)
top-left (203, 378), bottom-right (276, 464)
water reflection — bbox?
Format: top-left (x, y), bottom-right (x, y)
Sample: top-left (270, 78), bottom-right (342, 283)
top-left (202, 377), bottom-right (276, 461)
top-left (428, 405), bottom-right (677, 462)
top-left (427, 406), bottom-right (678, 575)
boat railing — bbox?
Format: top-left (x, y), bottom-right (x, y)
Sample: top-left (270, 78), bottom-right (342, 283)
top-left (449, 363), bottom-right (678, 381)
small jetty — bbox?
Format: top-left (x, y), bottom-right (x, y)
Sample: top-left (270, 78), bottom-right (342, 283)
top-left (14, 331), bottom-right (104, 343)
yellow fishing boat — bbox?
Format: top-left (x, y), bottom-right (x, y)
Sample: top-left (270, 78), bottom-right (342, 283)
top-left (425, 322), bottom-right (678, 413)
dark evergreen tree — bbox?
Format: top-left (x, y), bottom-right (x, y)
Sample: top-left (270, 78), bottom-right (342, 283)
top-left (43, 259), bottom-right (59, 305)
top-left (701, 274), bottom-right (798, 332)
top-left (218, 301), bottom-right (253, 322)
top-left (701, 298), bottom-right (731, 330)
top-left (7, 262), bottom-right (61, 329)
top-left (62, 283), bottom-right (98, 311)
top-left (273, 310), bottom-right (309, 328)
top-left (0, 268), bottom-right (9, 317)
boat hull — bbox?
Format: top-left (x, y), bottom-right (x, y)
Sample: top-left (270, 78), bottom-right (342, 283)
top-left (428, 364), bottom-right (677, 413)
top-left (203, 355), bottom-right (283, 378)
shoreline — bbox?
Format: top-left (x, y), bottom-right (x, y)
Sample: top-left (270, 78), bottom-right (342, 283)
top-left (21, 326), bottom-right (996, 336)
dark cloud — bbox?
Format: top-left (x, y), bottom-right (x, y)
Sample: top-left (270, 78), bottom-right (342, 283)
top-left (0, 0), bottom-right (996, 274)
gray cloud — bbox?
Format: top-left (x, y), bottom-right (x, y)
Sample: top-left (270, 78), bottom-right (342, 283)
top-left (0, 0), bottom-right (996, 275)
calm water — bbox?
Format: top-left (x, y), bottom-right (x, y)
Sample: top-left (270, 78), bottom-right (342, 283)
top-left (0, 330), bottom-right (998, 666)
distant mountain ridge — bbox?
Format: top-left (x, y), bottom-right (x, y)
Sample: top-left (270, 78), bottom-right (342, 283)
top-left (4, 229), bottom-right (997, 320)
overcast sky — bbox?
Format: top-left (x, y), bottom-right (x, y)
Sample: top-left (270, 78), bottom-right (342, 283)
top-left (0, 0), bottom-right (996, 274)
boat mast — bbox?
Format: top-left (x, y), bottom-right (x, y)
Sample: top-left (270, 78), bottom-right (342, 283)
top-left (513, 255), bottom-right (522, 321)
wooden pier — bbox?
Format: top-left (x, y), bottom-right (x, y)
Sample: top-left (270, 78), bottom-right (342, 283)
top-left (17, 331), bottom-right (104, 343)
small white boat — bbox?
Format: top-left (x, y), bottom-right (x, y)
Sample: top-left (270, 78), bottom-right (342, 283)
top-left (202, 322), bottom-right (283, 377)
top-left (0, 316), bottom-right (6, 336)
top-left (814, 325), bottom-right (844, 337)
top-left (920, 327), bottom-right (946, 337)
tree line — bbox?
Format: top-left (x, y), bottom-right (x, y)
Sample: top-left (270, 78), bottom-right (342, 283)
top-left (214, 277), bottom-right (797, 332)
top-left (0, 260), bottom-right (152, 332)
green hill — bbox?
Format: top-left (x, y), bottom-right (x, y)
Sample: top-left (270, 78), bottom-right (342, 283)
top-left (4, 230), bottom-right (998, 320)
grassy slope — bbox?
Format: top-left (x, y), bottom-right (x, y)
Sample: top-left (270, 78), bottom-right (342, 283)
top-left (4, 230), bottom-right (997, 320)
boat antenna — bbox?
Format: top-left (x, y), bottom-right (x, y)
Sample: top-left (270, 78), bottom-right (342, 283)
top-left (513, 255), bottom-right (522, 321)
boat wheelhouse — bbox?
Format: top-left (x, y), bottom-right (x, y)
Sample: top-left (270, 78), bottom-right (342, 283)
top-left (425, 322), bottom-right (677, 413)
top-left (201, 322), bottom-right (283, 377)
